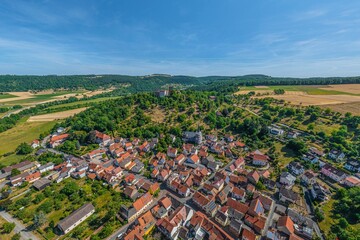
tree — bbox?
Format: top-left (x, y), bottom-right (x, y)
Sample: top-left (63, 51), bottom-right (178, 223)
top-left (61, 181), bottom-right (79, 196)
top-left (11, 168), bottom-right (21, 177)
top-left (33, 211), bottom-right (47, 228)
top-left (11, 233), bottom-right (21, 240)
top-left (16, 142), bottom-right (32, 155)
top-left (3, 222), bottom-right (15, 233)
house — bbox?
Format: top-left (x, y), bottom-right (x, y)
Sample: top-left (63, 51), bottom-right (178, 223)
top-left (38, 162), bottom-right (54, 173)
top-left (344, 159), bottom-right (360, 172)
top-left (183, 131), bottom-right (203, 145)
top-left (192, 191), bottom-right (218, 217)
top-left (94, 130), bottom-right (111, 145)
top-left (302, 153), bottom-right (319, 164)
top-left (50, 134), bottom-right (69, 148)
top-left (229, 217), bottom-right (243, 236)
top-left (25, 171), bottom-right (41, 183)
top-left (244, 214), bottom-right (266, 235)
top-left (88, 149), bottom-right (106, 160)
top-left (157, 205), bottom-right (193, 239)
top-left (280, 172), bottom-right (296, 187)
top-left (288, 161), bottom-right (304, 176)
top-left (120, 192), bottom-right (153, 222)
top-left (279, 187), bottom-right (299, 204)
top-left (328, 149), bottom-right (346, 162)
top-left (124, 186), bottom-right (139, 200)
top-left (253, 193), bottom-right (274, 211)
top-left (343, 176), bottom-right (360, 187)
top-left (186, 154), bottom-right (200, 165)
top-left (167, 147), bottom-right (178, 158)
top-left (2, 160), bottom-right (36, 174)
top-left (247, 170), bottom-right (260, 184)
top-left (57, 203), bottom-right (95, 234)
top-left (310, 182), bottom-right (327, 201)
top-left (188, 211), bottom-right (233, 240)
top-left (224, 134), bottom-right (235, 142)
top-left (248, 150), bottom-right (269, 166)
top-left (216, 185), bottom-right (233, 205)
top-left (241, 228), bottom-right (257, 240)
top-left (157, 169), bottom-right (170, 182)
top-left (215, 206), bottom-right (230, 227)
top-left (309, 147), bottom-right (325, 157)
top-left (248, 198), bottom-right (265, 217)
top-left (227, 197), bottom-right (249, 220)
top-left (301, 171), bottom-right (316, 186)
top-left (31, 139), bottom-right (40, 149)
top-left (131, 159), bottom-right (144, 173)
top-left (287, 131), bottom-right (300, 139)
top-left (277, 216), bottom-right (294, 236)
top-left (174, 154), bottom-right (186, 165)
top-left (10, 172), bottom-right (29, 186)
top-left (232, 187), bottom-right (246, 202)
top-left (269, 127), bottom-right (284, 135)
top-left (321, 164), bottom-right (347, 182)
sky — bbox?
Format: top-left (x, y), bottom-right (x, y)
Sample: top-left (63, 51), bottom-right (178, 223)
top-left (1, 0), bottom-right (360, 77)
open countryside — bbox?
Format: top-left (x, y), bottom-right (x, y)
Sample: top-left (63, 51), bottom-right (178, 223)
top-left (236, 84), bottom-right (360, 114)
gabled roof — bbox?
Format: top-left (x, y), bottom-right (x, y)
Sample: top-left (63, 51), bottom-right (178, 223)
top-left (133, 192), bottom-right (152, 212)
top-left (227, 197), bottom-right (249, 215)
top-left (278, 216), bottom-right (294, 234)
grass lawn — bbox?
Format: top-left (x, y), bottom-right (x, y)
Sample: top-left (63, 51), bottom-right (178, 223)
top-left (0, 215), bottom-right (16, 240)
top-left (238, 85), bottom-right (358, 95)
top-left (319, 199), bottom-right (335, 235)
top-left (274, 142), bottom-right (297, 168)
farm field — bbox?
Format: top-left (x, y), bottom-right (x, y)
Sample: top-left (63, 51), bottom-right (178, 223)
top-left (320, 102), bottom-right (360, 115)
top-left (236, 84), bottom-right (360, 95)
top-left (27, 107), bottom-right (87, 122)
top-left (0, 89), bottom-right (109, 106)
top-left (0, 118), bottom-right (57, 165)
top-left (47, 96), bottom-right (121, 110)
top-left (236, 84), bottom-right (360, 114)
top-left (0, 93), bottom-right (17, 100)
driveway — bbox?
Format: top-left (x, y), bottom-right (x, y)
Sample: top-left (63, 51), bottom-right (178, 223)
top-left (0, 210), bottom-right (39, 240)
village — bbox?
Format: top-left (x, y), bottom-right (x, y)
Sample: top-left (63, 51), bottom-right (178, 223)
top-left (0, 118), bottom-right (359, 240)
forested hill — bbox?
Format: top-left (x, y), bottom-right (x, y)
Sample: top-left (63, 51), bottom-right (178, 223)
top-left (1, 74), bottom-right (360, 92)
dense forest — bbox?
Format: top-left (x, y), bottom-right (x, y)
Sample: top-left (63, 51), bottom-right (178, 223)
top-left (1, 74), bottom-right (360, 93)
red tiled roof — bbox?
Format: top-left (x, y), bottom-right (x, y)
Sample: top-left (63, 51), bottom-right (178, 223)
top-left (278, 216), bottom-right (294, 234)
top-left (50, 134), bottom-right (69, 143)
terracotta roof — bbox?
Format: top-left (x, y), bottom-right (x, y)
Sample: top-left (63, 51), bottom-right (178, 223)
top-left (241, 228), bottom-right (257, 240)
top-left (159, 197), bottom-right (172, 209)
top-left (50, 134), bottom-right (69, 143)
top-left (227, 198), bottom-right (249, 214)
top-left (133, 192), bottom-right (152, 212)
top-left (278, 216), bottom-right (294, 234)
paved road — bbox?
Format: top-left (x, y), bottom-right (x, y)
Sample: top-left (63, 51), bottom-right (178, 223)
top-left (0, 210), bottom-right (39, 240)
top-left (262, 202), bottom-right (276, 236)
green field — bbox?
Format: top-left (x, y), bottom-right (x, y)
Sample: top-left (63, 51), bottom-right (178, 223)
top-left (47, 96), bottom-right (121, 110)
top-left (238, 85), bottom-right (359, 95)
top-left (0, 93), bottom-right (16, 99)
top-left (0, 118), bottom-right (58, 166)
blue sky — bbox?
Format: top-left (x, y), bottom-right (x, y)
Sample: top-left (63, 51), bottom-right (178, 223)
top-left (1, 0), bottom-right (360, 77)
